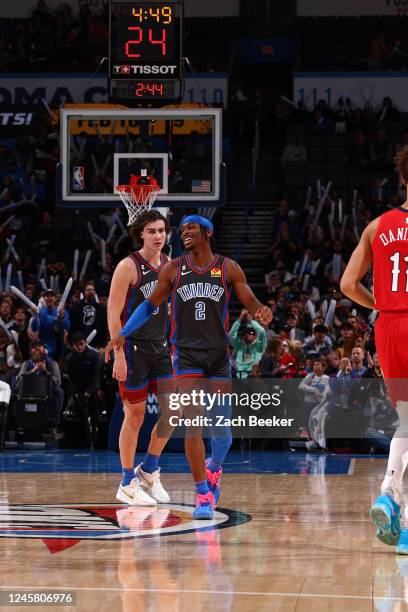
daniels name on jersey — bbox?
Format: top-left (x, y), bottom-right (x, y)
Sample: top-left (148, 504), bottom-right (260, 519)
top-left (372, 208), bottom-right (408, 311)
top-left (378, 224), bottom-right (408, 246)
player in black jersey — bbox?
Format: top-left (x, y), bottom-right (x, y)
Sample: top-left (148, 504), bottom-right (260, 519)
top-left (108, 210), bottom-right (174, 507)
top-left (106, 214), bottom-right (272, 519)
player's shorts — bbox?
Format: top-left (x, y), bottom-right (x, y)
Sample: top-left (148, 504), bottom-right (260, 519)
top-left (173, 346), bottom-right (231, 381)
top-left (119, 339), bottom-right (174, 404)
top-left (375, 312), bottom-right (408, 404)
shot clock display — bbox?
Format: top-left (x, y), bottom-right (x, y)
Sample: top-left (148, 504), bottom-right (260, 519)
top-left (109, 0), bottom-right (183, 104)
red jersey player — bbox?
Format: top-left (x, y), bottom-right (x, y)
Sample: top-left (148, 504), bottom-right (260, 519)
top-left (341, 146), bottom-right (408, 552)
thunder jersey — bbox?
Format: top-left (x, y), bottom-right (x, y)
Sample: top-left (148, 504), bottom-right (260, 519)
top-left (372, 207), bottom-right (408, 311)
top-left (170, 254), bottom-right (231, 349)
top-left (121, 251), bottom-right (168, 347)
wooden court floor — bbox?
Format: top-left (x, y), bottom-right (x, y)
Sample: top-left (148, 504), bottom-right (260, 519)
top-left (0, 458), bottom-right (406, 611)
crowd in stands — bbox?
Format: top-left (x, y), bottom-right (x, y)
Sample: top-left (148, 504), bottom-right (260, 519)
top-left (0, 1), bottom-right (108, 72)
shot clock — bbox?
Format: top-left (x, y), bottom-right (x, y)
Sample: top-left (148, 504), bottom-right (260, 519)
top-left (109, 0), bottom-right (183, 105)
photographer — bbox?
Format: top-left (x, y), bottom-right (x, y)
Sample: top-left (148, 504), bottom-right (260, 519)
top-left (230, 309), bottom-right (267, 379)
top-left (17, 341), bottom-right (64, 428)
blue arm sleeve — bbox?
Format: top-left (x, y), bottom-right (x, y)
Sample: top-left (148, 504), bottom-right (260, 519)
top-left (119, 300), bottom-right (156, 338)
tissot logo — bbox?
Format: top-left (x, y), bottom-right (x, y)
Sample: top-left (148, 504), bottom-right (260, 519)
top-left (0, 504), bottom-right (250, 554)
top-left (113, 65), bottom-right (178, 75)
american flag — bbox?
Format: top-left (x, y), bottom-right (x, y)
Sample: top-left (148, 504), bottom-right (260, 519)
top-left (192, 179), bottom-right (211, 193)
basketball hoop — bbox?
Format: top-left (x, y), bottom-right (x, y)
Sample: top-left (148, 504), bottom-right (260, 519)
top-left (117, 174), bottom-right (160, 225)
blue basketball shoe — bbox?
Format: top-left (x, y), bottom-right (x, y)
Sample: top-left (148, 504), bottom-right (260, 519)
top-left (205, 459), bottom-right (222, 505)
top-left (396, 530), bottom-right (408, 554)
top-left (193, 492), bottom-right (215, 520)
top-left (370, 494), bottom-right (401, 546)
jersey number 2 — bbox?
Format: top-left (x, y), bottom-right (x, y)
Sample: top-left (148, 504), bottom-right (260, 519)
top-left (195, 301), bottom-right (206, 320)
top-left (390, 251), bottom-right (408, 292)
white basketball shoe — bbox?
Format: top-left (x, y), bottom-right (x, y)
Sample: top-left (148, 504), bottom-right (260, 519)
top-left (116, 477), bottom-right (157, 506)
top-left (134, 464), bottom-right (170, 504)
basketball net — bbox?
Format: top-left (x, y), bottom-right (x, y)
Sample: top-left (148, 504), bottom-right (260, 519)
top-left (117, 172), bottom-right (160, 226)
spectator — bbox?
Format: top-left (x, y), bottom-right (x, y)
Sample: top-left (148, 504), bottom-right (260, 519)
top-left (65, 332), bottom-right (102, 397)
top-left (350, 347), bottom-right (368, 378)
top-left (230, 310), bottom-right (267, 379)
top-left (281, 135), bottom-right (308, 164)
top-left (299, 358), bottom-right (330, 449)
top-left (286, 313), bottom-right (305, 342)
top-left (302, 324), bottom-right (332, 357)
top-left (278, 340), bottom-right (298, 378)
top-left (0, 300), bottom-right (13, 326)
top-left (10, 307), bottom-right (30, 361)
top-left (28, 289), bottom-right (70, 361)
top-left (17, 340), bottom-right (64, 427)
top-left (335, 322), bottom-right (356, 358)
top-left (376, 96), bottom-right (400, 123)
top-left (325, 351), bottom-right (340, 378)
top-left (69, 283), bottom-right (107, 347)
top-left (65, 332), bottom-right (103, 446)
top-left (260, 338), bottom-right (281, 377)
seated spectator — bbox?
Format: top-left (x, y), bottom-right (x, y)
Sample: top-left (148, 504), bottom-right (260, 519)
top-left (28, 289), bottom-right (70, 361)
top-left (281, 135), bottom-right (307, 164)
top-left (230, 310), bottom-right (267, 379)
top-left (260, 338), bottom-right (281, 377)
top-left (302, 324), bottom-right (332, 357)
top-left (69, 283), bottom-right (107, 348)
top-left (17, 340), bottom-right (64, 427)
top-left (279, 340), bottom-right (298, 378)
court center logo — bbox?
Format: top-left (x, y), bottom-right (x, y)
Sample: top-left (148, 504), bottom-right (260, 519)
top-left (0, 504), bottom-right (251, 554)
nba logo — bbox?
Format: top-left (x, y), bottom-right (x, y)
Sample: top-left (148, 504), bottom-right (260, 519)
top-left (73, 166), bottom-right (85, 191)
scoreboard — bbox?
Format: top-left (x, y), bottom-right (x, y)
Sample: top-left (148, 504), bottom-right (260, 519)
top-left (109, 0), bottom-right (184, 104)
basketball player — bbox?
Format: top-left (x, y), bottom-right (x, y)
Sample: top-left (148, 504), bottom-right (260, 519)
top-left (340, 146), bottom-right (408, 550)
top-left (105, 214), bottom-right (272, 519)
top-left (108, 210), bottom-right (174, 506)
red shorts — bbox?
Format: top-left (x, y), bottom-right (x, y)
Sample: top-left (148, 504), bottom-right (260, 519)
top-left (375, 312), bottom-right (408, 403)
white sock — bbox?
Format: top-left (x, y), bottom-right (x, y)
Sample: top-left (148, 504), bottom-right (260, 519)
top-left (381, 402), bottom-right (408, 498)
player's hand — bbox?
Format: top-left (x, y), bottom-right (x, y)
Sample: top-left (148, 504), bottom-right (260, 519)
top-left (104, 335), bottom-right (126, 363)
top-left (112, 352), bottom-right (127, 382)
top-left (254, 306), bottom-right (272, 326)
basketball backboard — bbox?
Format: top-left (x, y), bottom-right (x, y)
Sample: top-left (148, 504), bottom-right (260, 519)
top-left (58, 107), bottom-right (225, 208)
